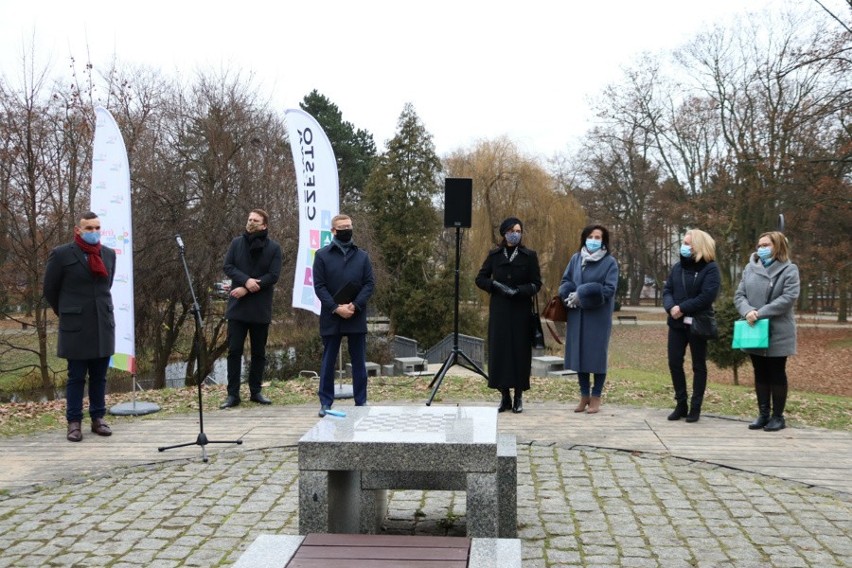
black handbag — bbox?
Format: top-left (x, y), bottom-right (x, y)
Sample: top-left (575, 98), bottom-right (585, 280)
top-left (531, 295), bottom-right (546, 349)
top-left (691, 310), bottom-right (718, 339)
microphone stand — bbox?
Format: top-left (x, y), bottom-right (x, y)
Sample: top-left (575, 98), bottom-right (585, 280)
top-left (158, 234), bottom-right (243, 462)
top-left (427, 226), bottom-right (488, 405)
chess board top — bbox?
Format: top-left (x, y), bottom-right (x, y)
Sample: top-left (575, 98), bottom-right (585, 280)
top-left (299, 405), bottom-right (498, 445)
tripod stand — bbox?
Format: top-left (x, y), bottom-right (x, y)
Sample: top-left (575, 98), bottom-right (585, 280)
top-left (158, 235), bottom-right (242, 462)
top-left (427, 226), bottom-right (488, 405)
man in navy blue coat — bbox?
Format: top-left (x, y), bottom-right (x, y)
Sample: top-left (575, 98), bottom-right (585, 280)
top-left (220, 209), bottom-right (282, 408)
top-left (312, 214), bottom-right (375, 416)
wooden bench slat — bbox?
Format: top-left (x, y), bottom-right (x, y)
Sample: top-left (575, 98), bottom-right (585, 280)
top-left (287, 560), bottom-right (468, 568)
top-left (294, 545), bottom-right (468, 560)
top-left (287, 534), bottom-right (473, 568)
top-left (302, 533), bottom-right (471, 548)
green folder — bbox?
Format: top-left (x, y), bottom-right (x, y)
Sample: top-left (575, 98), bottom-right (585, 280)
top-left (732, 319), bottom-right (769, 349)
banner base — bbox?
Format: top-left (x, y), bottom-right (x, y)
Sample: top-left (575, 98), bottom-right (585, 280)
top-left (109, 401), bottom-right (161, 416)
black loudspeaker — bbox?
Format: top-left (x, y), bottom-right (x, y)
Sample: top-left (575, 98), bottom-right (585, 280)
top-left (444, 178), bottom-right (472, 228)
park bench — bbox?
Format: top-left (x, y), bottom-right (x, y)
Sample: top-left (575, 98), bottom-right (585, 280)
top-left (393, 356), bottom-right (429, 376)
top-left (531, 355), bottom-right (564, 375)
top-left (233, 533), bottom-right (522, 567)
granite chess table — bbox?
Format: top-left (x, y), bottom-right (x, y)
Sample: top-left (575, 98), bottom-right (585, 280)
top-left (298, 405), bottom-right (517, 538)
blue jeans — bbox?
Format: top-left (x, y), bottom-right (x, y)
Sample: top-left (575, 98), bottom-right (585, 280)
top-left (578, 372), bottom-right (606, 397)
top-left (66, 357), bottom-right (110, 422)
top-left (319, 333), bottom-right (368, 406)
top-left (226, 320), bottom-right (270, 398)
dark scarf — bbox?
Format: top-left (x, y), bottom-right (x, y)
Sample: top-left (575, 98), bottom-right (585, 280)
top-left (244, 229), bottom-right (268, 257)
top-left (680, 256), bottom-right (708, 271)
top-left (332, 237), bottom-right (354, 254)
top-left (74, 234), bottom-right (109, 278)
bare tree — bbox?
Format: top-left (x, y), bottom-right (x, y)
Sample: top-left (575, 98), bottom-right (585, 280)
top-left (0, 52), bottom-right (94, 396)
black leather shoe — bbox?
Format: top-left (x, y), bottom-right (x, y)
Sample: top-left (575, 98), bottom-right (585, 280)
top-left (318, 404), bottom-right (331, 417)
top-left (685, 407), bottom-right (701, 423)
top-left (250, 393), bottom-right (272, 405)
top-left (667, 402), bottom-right (688, 421)
top-left (748, 415), bottom-right (770, 430)
top-left (512, 392), bottom-right (523, 414)
top-left (498, 390), bottom-right (512, 413)
top-left (763, 415), bottom-right (786, 432)
top-left (219, 395), bottom-right (240, 409)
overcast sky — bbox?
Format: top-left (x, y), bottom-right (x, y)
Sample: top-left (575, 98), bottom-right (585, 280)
top-left (0, 0), bottom-right (843, 159)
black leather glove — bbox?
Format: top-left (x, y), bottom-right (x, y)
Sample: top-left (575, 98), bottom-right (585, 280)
top-left (492, 281), bottom-right (518, 297)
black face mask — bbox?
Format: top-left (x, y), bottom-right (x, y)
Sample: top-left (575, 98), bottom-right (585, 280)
top-left (335, 229), bottom-right (353, 243)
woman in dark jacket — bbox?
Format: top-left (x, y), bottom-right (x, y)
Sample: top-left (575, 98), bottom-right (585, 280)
top-left (558, 224), bottom-right (619, 414)
top-left (475, 217), bottom-right (542, 413)
top-left (662, 229), bottom-right (721, 423)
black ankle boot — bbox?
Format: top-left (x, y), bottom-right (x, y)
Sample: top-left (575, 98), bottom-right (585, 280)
top-left (749, 386), bottom-right (771, 430)
top-left (512, 390), bottom-right (523, 413)
top-left (748, 404), bottom-right (770, 429)
top-left (685, 405), bottom-right (701, 423)
top-left (763, 415), bottom-right (785, 432)
top-left (498, 389), bottom-right (512, 413)
top-left (667, 401), bottom-right (688, 421)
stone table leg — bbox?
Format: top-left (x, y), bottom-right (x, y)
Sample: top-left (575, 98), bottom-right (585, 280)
top-left (299, 470), bottom-right (330, 534)
top-left (466, 472), bottom-right (499, 537)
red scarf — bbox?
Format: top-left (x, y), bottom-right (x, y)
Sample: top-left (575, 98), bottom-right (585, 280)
top-left (74, 234), bottom-right (109, 278)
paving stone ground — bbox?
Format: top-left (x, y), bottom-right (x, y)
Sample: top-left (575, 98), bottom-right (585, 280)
top-left (0, 402), bottom-right (850, 567)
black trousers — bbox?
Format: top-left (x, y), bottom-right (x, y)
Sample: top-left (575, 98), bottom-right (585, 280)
top-left (226, 320), bottom-right (270, 398)
top-left (667, 326), bottom-right (708, 405)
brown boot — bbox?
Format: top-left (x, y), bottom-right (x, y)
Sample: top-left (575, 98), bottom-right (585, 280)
top-left (91, 417), bottom-right (112, 437)
top-left (574, 396), bottom-right (590, 413)
top-left (587, 396), bottom-right (602, 414)
top-left (67, 421), bottom-right (82, 442)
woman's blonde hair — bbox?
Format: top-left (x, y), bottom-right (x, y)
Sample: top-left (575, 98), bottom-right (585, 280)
top-left (757, 231), bottom-right (790, 262)
top-left (686, 229), bottom-right (716, 262)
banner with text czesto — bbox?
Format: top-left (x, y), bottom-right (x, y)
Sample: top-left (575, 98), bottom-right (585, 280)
top-left (90, 106), bottom-right (136, 372)
top-left (285, 108), bottom-right (340, 315)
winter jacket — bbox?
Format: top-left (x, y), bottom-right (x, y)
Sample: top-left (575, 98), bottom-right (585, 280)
top-left (734, 257), bottom-right (800, 357)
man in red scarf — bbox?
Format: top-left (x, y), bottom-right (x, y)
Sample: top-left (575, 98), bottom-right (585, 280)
top-left (43, 211), bottom-right (117, 442)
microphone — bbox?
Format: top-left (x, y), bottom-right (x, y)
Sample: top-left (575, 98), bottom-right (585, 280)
top-left (175, 234), bottom-right (185, 250)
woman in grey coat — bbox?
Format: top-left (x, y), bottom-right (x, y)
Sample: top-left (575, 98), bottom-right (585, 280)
top-left (559, 224), bottom-right (619, 414)
top-left (734, 231), bottom-right (800, 432)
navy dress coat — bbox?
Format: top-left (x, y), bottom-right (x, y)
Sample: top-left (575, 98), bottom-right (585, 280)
top-left (558, 252), bottom-right (619, 374)
top-left (475, 246), bottom-right (542, 391)
top-left (313, 242), bottom-right (375, 336)
top-left (223, 234), bottom-right (283, 324)
top-left (43, 241), bottom-right (116, 360)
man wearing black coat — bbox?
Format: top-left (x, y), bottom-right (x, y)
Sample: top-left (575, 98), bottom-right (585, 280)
top-left (43, 211), bottom-right (116, 442)
top-left (220, 209), bottom-right (283, 408)
top-left (312, 214), bottom-right (375, 416)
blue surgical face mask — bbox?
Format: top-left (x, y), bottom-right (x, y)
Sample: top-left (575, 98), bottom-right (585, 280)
top-left (680, 244), bottom-right (692, 258)
top-left (756, 246), bottom-right (773, 261)
top-left (585, 239), bottom-right (602, 252)
top-left (506, 231), bottom-right (522, 246)
top-left (81, 231), bottom-right (101, 245)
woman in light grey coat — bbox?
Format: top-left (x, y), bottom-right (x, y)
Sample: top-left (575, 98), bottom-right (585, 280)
top-left (734, 231), bottom-right (800, 432)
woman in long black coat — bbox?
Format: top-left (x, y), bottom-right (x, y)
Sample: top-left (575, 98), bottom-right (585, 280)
top-left (475, 217), bottom-right (542, 413)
